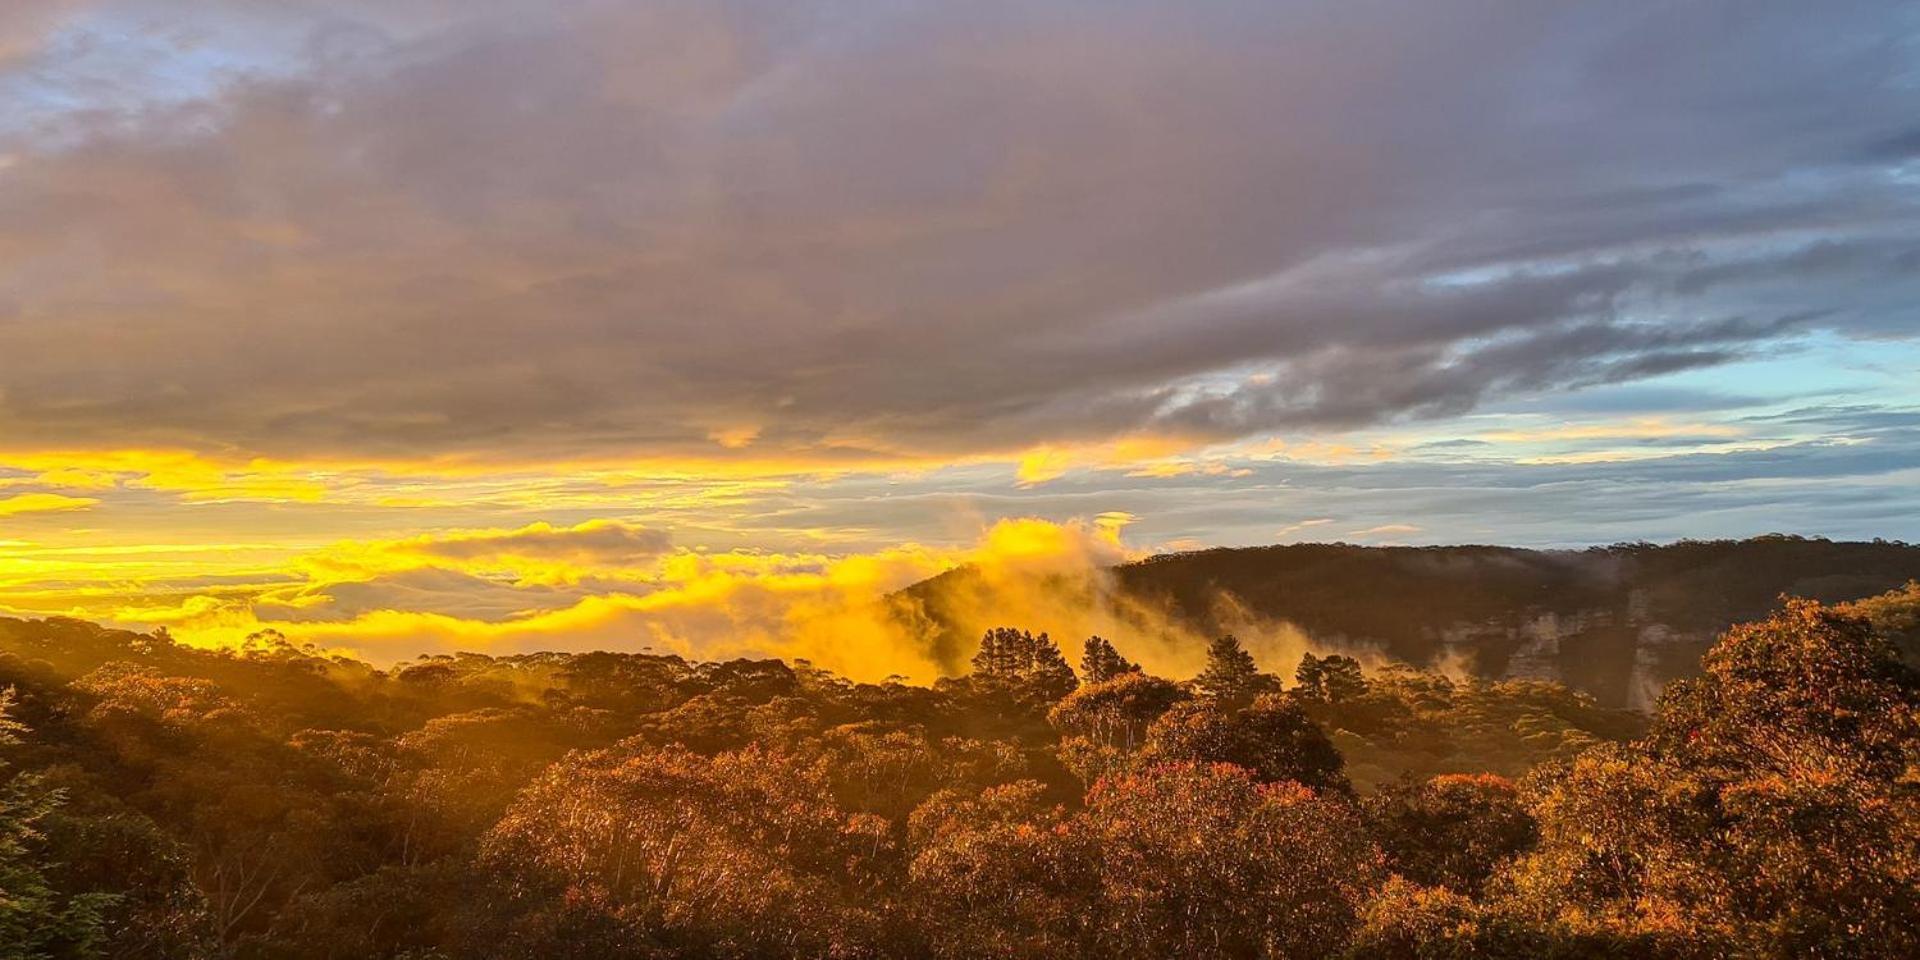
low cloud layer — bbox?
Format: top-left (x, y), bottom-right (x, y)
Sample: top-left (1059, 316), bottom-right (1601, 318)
top-left (48, 515), bottom-right (1248, 682)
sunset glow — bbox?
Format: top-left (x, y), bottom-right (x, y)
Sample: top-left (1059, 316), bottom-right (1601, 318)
top-left (2, 1), bottom-right (1917, 665)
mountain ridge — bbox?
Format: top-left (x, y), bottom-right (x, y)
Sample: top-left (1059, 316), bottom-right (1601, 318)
top-left (894, 534), bottom-right (1920, 708)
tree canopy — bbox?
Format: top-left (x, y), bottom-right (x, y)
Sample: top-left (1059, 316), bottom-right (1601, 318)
top-left (0, 593), bottom-right (1911, 958)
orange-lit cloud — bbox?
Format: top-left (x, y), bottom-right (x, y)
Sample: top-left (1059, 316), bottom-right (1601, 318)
top-left (0, 505), bottom-right (1337, 686)
top-left (1277, 518), bottom-right (1334, 538)
top-left (57, 515), bottom-right (1180, 683)
top-left (0, 0), bottom-right (1916, 646)
top-left (0, 492), bottom-right (98, 516)
top-left (1348, 523), bottom-right (1422, 540)
top-left (1477, 418), bottom-right (1744, 444)
top-left (301, 520), bottom-right (674, 586)
top-left (1016, 436), bottom-right (1223, 486)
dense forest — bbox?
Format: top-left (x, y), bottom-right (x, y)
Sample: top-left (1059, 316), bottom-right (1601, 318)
top-left (1, 581), bottom-right (1917, 958)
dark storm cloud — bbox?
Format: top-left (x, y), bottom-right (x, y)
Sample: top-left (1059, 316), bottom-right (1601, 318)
top-left (0, 0), bottom-right (1915, 461)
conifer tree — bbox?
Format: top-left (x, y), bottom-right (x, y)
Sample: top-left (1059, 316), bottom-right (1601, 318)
top-left (1194, 635), bottom-right (1262, 704)
top-left (1295, 653), bottom-right (1325, 700)
top-left (1321, 654), bottom-right (1367, 703)
top-left (1297, 653), bottom-right (1367, 703)
top-left (971, 628), bottom-right (1078, 700)
top-left (1079, 636), bottom-right (1139, 684)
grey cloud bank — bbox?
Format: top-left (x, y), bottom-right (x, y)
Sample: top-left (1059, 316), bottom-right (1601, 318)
top-left (0, 0), bottom-right (1914, 464)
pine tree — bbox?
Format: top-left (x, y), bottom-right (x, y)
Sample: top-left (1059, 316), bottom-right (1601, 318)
top-left (1195, 635), bottom-right (1262, 704)
top-left (1024, 632), bottom-right (1079, 700)
top-left (970, 628), bottom-right (1010, 678)
top-left (1297, 653), bottom-right (1366, 703)
top-left (1079, 635), bottom-right (1139, 684)
top-left (1295, 652), bottom-right (1325, 700)
top-left (1321, 654), bottom-right (1367, 703)
top-left (971, 628), bottom-right (1078, 700)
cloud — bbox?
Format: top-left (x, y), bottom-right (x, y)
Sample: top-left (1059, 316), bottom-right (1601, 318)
top-left (276, 521), bottom-right (675, 600)
top-left (1476, 418), bottom-right (1742, 444)
top-left (0, 1), bottom-right (1916, 640)
top-left (250, 567), bottom-right (588, 624)
top-left (0, 1), bottom-right (82, 66)
top-left (98, 515), bottom-right (1178, 682)
top-left (0, 1), bottom-right (1910, 470)
top-left (1276, 518), bottom-right (1333, 538)
top-left (9, 411), bottom-right (1918, 669)
top-left (1348, 523), bottom-right (1423, 539)
top-left (396, 519), bottom-right (670, 566)
top-left (0, 492), bottom-right (98, 516)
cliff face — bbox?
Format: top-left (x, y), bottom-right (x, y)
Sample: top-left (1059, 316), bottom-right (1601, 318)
top-left (899, 536), bottom-right (1920, 709)
top-left (1415, 593), bottom-right (1696, 710)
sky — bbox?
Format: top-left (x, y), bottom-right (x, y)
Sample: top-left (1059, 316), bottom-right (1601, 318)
top-left (0, 1), bottom-right (1917, 672)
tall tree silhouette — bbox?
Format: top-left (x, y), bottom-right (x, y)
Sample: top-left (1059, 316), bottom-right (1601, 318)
top-left (1078, 636), bottom-right (1138, 684)
top-left (971, 628), bottom-right (1078, 701)
top-left (1296, 653), bottom-right (1367, 703)
top-left (1194, 635), bottom-right (1262, 705)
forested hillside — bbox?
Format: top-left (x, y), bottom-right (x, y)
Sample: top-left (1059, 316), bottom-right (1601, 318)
top-left (0, 581), bottom-right (1916, 958)
top-left (900, 536), bottom-right (1920, 707)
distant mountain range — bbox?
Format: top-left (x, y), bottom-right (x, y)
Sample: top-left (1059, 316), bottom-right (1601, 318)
top-left (895, 535), bottom-right (1920, 709)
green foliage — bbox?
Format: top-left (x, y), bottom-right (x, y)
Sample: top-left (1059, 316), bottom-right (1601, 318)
top-left (1048, 672), bottom-right (1188, 784)
top-left (908, 781), bottom-right (1090, 960)
top-left (0, 692), bottom-right (112, 960)
top-left (0, 594), bottom-right (1910, 958)
top-left (1364, 773), bottom-right (1534, 896)
top-left (911, 764), bottom-right (1379, 960)
top-left (486, 743), bottom-right (894, 958)
top-left (1342, 877), bottom-right (1711, 960)
top-left (37, 801), bottom-right (213, 959)
top-left (1305, 667), bottom-right (1645, 790)
top-left (1143, 694), bottom-right (1350, 794)
top-left (1507, 600), bottom-right (1920, 959)
top-left (1297, 652), bottom-right (1368, 703)
top-left (1837, 579), bottom-right (1920, 656)
top-left (1077, 763), bottom-right (1380, 959)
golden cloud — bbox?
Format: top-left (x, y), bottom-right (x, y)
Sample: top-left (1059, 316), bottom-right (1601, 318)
top-left (0, 492), bottom-right (99, 516)
top-left (75, 512), bottom-right (1318, 687)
